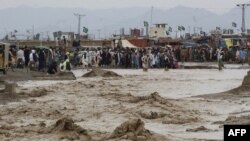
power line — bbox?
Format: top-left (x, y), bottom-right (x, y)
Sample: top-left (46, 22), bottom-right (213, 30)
top-left (150, 6), bottom-right (153, 26)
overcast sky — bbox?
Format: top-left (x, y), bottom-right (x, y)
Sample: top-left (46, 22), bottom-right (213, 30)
top-left (1, 0), bottom-right (250, 14)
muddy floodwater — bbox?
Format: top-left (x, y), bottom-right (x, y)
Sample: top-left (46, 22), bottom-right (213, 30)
top-left (0, 67), bottom-right (250, 141)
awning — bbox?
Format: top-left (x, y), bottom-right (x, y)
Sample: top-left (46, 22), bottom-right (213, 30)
top-left (224, 39), bottom-right (233, 48)
top-left (181, 41), bottom-right (197, 48)
top-left (34, 45), bottom-right (51, 50)
top-left (115, 40), bottom-right (138, 48)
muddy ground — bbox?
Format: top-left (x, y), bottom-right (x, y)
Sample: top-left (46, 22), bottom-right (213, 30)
top-left (0, 69), bottom-right (76, 81)
top-left (0, 68), bottom-right (250, 141)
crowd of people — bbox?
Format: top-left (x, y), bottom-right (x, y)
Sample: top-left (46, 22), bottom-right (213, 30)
top-left (9, 46), bottom-right (59, 74)
top-left (7, 44), bottom-right (250, 74)
top-left (73, 46), bottom-right (250, 70)
top-left (71, 47), bottom-right (179, 69)
top-left (177, 46), bottom-right (249, 63)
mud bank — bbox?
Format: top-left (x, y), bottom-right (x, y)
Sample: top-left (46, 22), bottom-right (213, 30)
top-left (183, 66), bottom-right (218, 69)
top-left (213, 115), bottom-right (250, 125)
top-left (0, 70), bottom-right (76, 81)
top-left (108, 119), bottom-right (168, 141)
top-left (82, 68), bottom-right (121, 77)
top-left (100, 92), bottom-right (200, 124)
top-left (196, 70), bottom-right (250, 99)
top-left (0, 87), bottom-right (51, 104)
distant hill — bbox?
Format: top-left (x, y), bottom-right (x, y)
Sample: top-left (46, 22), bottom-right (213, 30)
top-left (0, 6), bottom-right (249, 39)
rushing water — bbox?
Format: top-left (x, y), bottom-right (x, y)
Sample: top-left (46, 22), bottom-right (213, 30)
top-left (19, 66), bottom-right (249, 99)
top-left (111, 68), bottom-right (249, 98)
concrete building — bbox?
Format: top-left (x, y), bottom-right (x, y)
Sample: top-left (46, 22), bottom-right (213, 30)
top-left (149, 23), bottom-right (168, 38)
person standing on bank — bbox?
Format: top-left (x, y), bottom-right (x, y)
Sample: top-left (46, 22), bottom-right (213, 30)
top-left (217, 48), bottom-right (224, 70)
top-left (141, 52), bottom-right (149, 71)
top-left (17, 48), bottom-right (25, 68)
top-left (24, 46), bottom-right (30, 67)
top-left (38, 49), bottom-right (46, 72)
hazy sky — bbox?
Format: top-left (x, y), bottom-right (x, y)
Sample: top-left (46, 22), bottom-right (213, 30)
top-left (1, 0), bottom-right (250, 14)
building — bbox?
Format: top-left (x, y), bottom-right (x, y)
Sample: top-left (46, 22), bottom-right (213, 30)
top-left (53, 31), bottom-right (74, 41)
top-left (149, 23), bottom-right (168, 38)
top-left (130, 28), bottom-right (141, 37)
top-left (128, 38), bottom-right (148, 48)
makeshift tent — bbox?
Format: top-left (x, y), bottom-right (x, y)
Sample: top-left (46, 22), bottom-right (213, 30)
top-left (224, 39), bottom-right (233, 48)
top-left (233, 39), bottom-right (241, 46)
top-left (34, 45), bottom-right (51, 50)
top-left (181, 41), bottom-right (197, 48)
top-left (115, 39), bottom-right (138, 48)
top-left (200, 43), bottom-right (212, 48)
top-left (34, 45), bottom-right (54, 61)
top-left (218, 39), bottom-right (227, 48)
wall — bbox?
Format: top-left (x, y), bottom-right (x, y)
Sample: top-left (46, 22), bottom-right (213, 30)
top-left (8, 40), bottom-right (112, 48)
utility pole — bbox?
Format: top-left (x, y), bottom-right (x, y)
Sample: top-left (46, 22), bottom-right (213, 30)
top-left (74, 13), bottom-right (85, 41)
top-left (237, 4), bottom-right (250, 34)
top-left (150, 6), bottom-right (154, 26)
top-left (188, 26), bottom-right (191, 35)
top-left (32, 25), bottom-right (34, 40)
top-left (97, 29), bottom-right (101, 40)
